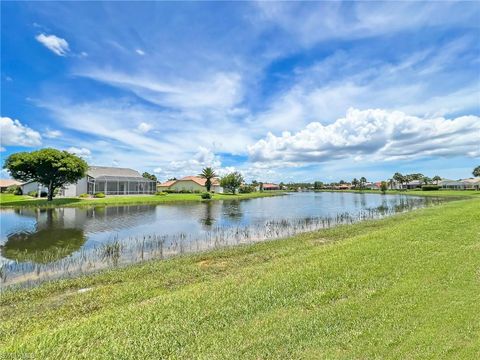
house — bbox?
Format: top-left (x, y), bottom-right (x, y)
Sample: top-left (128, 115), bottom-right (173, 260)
top-left (0, 179), bottom-right (22, 192)
top-left (262, 183), bottom-right (280, 191)
top-left (21, 181), bottom-right (48, 196)
top-left (21, 166), bottom-right (156, 197)
top-left (157, 176), bottom-right (223, 193)
top-left (463, 178), bottom-right (480, 190)
top-left (440, 178), bottom-right (480, 190)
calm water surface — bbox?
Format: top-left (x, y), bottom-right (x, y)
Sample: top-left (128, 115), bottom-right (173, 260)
top-left (0, 192), bottom-right (445, 287)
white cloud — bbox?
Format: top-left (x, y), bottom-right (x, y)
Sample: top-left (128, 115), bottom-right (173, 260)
top-left (249, 108), bottom-right (480, 164)
top-left (135, 49), bottom-right (145, 56)
top-left (136, 122), bottom-right (153, 133)
top-left (44, 129), bottom-right (62, 138)
top-left (79, 70), bottom-right (243, 110)
top-left (0, 117), bottom-right (42, 147)
top-left (67, 147), bottom-right (91, 158)
top-left (35, 33), bottom-right (70, 56)
top-left (153, 168), bottom-right (162, 174)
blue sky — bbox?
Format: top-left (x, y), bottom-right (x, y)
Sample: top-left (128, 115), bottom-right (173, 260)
top-left (1, 1), bottom-right (479, 183)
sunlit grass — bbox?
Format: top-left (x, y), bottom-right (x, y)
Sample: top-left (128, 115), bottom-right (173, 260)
top-left (1, 197), bottom-right (479, 359)
top-left (0, 191), bottom-right (285, 208)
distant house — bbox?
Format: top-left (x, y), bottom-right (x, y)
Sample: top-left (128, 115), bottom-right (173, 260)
top-left (158, 176), bottom-right (223, 193)
top-left (262, 183), bottom-right (280, 191)
top-left (440, 178), bottom-right (480, 190)
top-left (21, 166), bottom-right (156, 196)
top-left (464, 178), bottom-right (480, 190)
top-left (0, 179), bottom-right (22, 192)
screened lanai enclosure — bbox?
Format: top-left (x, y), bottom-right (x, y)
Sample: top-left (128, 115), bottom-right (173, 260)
top-left (87, 175), bottom-right (156, 195)
top-left (80, 166), bottom-right (157, 195)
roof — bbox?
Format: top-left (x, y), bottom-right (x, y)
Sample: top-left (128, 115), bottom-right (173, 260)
top-left (177, 176), bottom-right (220, 186)
top-left (87, 166), bottom-right (143, 179)
top-left (262, 183), bottom-right (279, 188)
top-left (462, 177), bottom-right (480, 184)
top-left (158, 180), bottom-right (176, 187)
top-left (0, 179), bottom-right (22, 187)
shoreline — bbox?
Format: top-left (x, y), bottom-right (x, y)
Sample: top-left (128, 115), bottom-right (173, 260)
top-left (1, 196), bottom-right (479, 358)
top-left (0, 191), bottom-right (287, 209)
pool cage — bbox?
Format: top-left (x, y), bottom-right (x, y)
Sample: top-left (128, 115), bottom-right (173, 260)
top-left (87, 175), bottom-right (156, 195)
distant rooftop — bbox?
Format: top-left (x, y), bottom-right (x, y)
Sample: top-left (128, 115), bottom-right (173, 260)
top-left (87, 166), bottom-right (143, 179)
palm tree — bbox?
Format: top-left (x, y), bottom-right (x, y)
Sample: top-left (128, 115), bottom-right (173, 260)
top-left (393, 172), bottom-right (404, 189)
top-left (432, 175), bottom-right (442, 184)
top-left (359, 177), bottom-right (367, 190)
top-left (199, 167), bottom-right (217, 192)
top-left (352, 178), bottom-right (359, 189)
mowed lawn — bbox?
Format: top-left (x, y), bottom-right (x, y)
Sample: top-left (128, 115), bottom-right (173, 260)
top-left (1, 198), bottom-right (479, 359)
top-left (0, 191), bottom-right (284, 208)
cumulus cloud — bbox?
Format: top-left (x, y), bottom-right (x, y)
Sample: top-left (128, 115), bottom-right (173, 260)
top-left (35, 33), bottom-right (70, 56)
top-left (67, 147), bottom-right (91, 158)
top-left (249, 108), bottom-right (480, 164)
top-left (0, 117), bottom-right (42, 147)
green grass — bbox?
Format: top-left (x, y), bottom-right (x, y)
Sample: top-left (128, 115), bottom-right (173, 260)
top-left (0, 191), bottom-right (285, 208)
top-left (1, 197), bottom-right (479, 359)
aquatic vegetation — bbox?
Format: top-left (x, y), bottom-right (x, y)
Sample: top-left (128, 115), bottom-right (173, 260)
top-left (0, 196), bottom-right (446, 289)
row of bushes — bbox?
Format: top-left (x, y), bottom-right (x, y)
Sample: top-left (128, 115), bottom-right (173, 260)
top-left (421, 185), bottom-right (440, 191)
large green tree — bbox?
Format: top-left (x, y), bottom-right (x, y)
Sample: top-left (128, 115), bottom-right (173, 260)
top-left (199, 167), bottom-right (217, 192)
top-left (473, 166), bottom-right (480, 177)
top-left (3, 148), bottom-right (88, 201)
top-left (220, 171), bottom-right (244, 194)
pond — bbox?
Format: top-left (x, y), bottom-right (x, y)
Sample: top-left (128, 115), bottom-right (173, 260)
top-left (0, 192), bottom-right (446, 288)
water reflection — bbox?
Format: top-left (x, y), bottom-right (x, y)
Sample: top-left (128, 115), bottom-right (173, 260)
top-left (1, 209), bottom-right (86, 263)
top-left (0, 192), bottom-right (448, 288)
top-left (2, 229), bottom-right (85, 263)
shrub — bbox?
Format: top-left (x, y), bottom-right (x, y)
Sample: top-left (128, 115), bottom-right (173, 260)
top-left (27, 191), bottom-right (38, 197)
top-left (380, 181), bottom-right (388, 194)
top-left (40, 191), bottom-right (48, 198)
top-left (94, 192), bottom-right (106, 198)
top-left (239, 185), bottom-right (255, 193)
top-left (5, 185), bottom-right (22, 195)
top-left (155, 191), bottom-right (167, 196)
top-left (79, 193), bottom-right (89, 198)
top-left (422, 185), bottom-right (440, 191)
top-left (201, 192), bottom-right (212, 199)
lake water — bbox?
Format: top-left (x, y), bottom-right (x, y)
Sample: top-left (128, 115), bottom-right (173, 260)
top-left (0, 192), bottom-right (445, 288)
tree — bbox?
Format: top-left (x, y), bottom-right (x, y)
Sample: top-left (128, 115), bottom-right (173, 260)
top-left (142, 172), bottom-right (157, 182)
top-left (352, 178), bottom-right (359, 189)
top-left (380, 181), bottom-right (388, 194)
top-left (220, 171), bottom-right (244, 194)
top-left (313, 181), bottom-right (323, 190)
top-left (359, 177), bottom-right (367, 190)
top-left (4, 148), bottom-right (88, 201)
top-left (199, 167), bottom-right (217, 192)
top-left (432, 175), bottom-right (442, 184)
top-left (473, 166), bottom-right (480, 177)
top-left (393, 172), bottom-right (404, 189)
top-left (422, 176), bottom-right (431, 185)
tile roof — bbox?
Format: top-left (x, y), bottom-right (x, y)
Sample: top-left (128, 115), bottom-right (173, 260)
top-left (87, 166), bottom-right (143, 179)
top-left (0, 179), bottom-right (22, 187)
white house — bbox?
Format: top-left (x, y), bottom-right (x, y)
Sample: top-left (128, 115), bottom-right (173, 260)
top-left (21, 166), bottom-right (156, 197)
top-left (158, 176), bottom-right (223, 193)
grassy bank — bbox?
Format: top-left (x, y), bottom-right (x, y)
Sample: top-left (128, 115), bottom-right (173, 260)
top-left (1, 197), bottom-right (479, 359)
top-left (316, 189), bottom-right (480, 198)
top-left (0, 191), bottom-right (285, 208)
